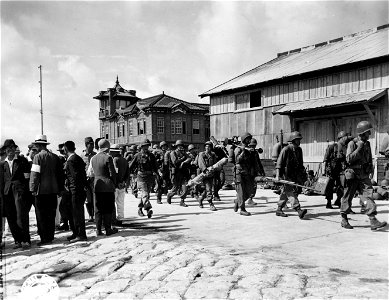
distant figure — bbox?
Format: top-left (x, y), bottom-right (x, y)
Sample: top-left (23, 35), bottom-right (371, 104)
top-left (303, 170), bottom-right (317, 196)
top-left (81, 137), bottom-right (96, 222)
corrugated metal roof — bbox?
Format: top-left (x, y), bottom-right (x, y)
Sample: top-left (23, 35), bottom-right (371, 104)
top-left (201, 25), bottom-right (389, 97)
top-left (273, 89), bottom-right (387, 115)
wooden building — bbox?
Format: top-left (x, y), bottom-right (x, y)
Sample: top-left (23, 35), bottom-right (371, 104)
top-left (94, 77), bottom-right (210, 149)
top-left (200, 24), bottom-right (389, 178)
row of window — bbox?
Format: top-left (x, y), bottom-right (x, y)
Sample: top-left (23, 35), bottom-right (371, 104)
top-left (101, 118), bottom-right (205, 138)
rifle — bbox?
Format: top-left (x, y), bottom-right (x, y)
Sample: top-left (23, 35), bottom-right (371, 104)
top-left (255, 176), bottom-right (323, 194)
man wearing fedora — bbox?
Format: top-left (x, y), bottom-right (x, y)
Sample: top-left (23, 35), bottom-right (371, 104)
top-left (30, 134), bottom-right (64, 246)
top-left (81, 137), bottom-right (96, 223)
top-left (129, 139), bottom-right (158, 218)
top-left (87, 139), bottom-right (118, 236)
top-left (63, 141), bottom-right (88, 242)
top-left (1, 139), bottom-right (32, 248)
top-left (110, 144), bottom-right (130, 225)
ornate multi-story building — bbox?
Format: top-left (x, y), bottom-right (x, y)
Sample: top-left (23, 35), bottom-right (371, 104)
top-left (94, 77), bottom-right (210, 149)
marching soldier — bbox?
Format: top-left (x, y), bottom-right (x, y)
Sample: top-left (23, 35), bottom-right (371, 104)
top-left (187, 144), bottom-right (199, 199)
top-left (129, 139), bottom-right (158, 218)
top-left (166, 140), bottom-right (191, 207)
top-left (155, 141), bottom-right (169, 204)
top-left (234, 132), bottom-right (257, 216)
top-left (275, 131), bottom-right (308, 219)
top-left (197, 141), bottom-right (218, 211)
top-left (247, 138), bottom-right (265, 205)
top-left (340, 121), bottom-right (387, 230)
top-left (323, 131), bottom-right (348, 209)
top-left (126, 145), bottom-right (138, 198)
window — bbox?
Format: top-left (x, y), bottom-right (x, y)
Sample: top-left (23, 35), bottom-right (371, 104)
top-left (182, 120), bottom-right (186, 134)
top-left (235, 93), bottom-right (249, 110)
top-left (205, 127), bottom-right (210, 139)
top-left (105, 125), bottom-right (109, 139)
top-left (192, 119), bottom-right (200, 135)
top-left (101, 125), bottom-right (104, 137)
top-left (128, 120), bottom-right (133, 136)
top-left (157, 117), bottom-right (164, 134)
top-left (175, 118), bottom-right (182, 134)
top-left (137, 119), bottom-right (146, 135)
top-left (122, 124), bottom-right (125, 137)
top-left (117, 124), bottom-right (121, 137)
top-left (171, 120), bottom-right (175, 135)
top-left (250, 90), bottom-right (262, 108)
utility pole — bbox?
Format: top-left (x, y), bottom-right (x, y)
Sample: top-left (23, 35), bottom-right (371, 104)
top-left (38, 65), bottom-right (43, 134)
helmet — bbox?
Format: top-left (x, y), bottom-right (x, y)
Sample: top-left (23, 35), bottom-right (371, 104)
top-left (160, 141), bottom-right (167, 147)
top-left (204, 141), bottom-right (213, 148)
top-left (337, 131), bottom-right (347, 139)
top-left (129, 145), bottom-right (137, 151)
top-left (356, 121), bottom-right (373, 135)
top-left (288, 131), bottom-right (303, 142)
top-left (381, 179), bottom-right (389, 186)
top-left (249, 138), bottom-right (257, 147)
top-left (152, 144), bottom-right (158, 149)
top-left (240, 132), bottom-right (252, 143)
top-left (175, 140), bottom-right (185, 146)
top-left (140, 139), bottom-right (151, 147)
top-left (188, 144), bottom-right (196, 151)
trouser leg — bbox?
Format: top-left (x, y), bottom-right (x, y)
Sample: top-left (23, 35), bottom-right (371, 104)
top-left (4, 193), bottom-right (23, 243)
top-left (14, 190), bottom-right (31, 243)
top-left (115, 188), bottom-right (125, 219)
top-left (71, 191), bottom-right (87, 238)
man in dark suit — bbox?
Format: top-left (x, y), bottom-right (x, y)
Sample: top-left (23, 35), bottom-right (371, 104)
top-left (87, 139), bottom-right (118, 236)
top-left (1, 139), bottom-right (32, 248)
top-left (30, 134), bottom-right (64, 246)
top-left (63, 141), bottom-right (88, 243)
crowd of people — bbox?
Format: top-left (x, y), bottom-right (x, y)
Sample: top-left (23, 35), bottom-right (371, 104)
top-left (0, 120), bottom-right (388, 249)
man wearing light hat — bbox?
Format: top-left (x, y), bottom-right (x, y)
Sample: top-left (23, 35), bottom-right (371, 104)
top-left (30, 134), bottom-right (64, 246)
top-left (110, 144), bottom-right (129, 225)
top-left (87, 139), bottom-right (118, 236)
top-left (129, 139), bottom-right (158, 218)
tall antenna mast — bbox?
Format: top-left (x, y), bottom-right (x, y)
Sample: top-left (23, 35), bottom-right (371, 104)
top-left (38, 65), bottom-right (43, 134)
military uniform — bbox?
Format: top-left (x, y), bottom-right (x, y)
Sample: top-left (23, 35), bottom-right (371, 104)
top-left (234, 132), bottom-right (257, 216)
top-left (340, 121), bottom-right (387, 230)
top-left (197, 142), bottom-right (217, 211)
top-left (275, 131), bottom-right (308, 219)
top-left (166, 140), bottom-right (191, 207)
top-left (154, 142), bottom-right (169, 204)
top-left (129, 139), bottom-right (158, 218)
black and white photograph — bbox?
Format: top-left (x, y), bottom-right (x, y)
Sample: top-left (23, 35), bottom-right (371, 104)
top-left (1, 0), bottom-right (388, 299)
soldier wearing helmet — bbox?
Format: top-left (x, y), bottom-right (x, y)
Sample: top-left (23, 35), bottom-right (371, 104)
top-left (323, 130), bottom-right (350, 209)
top-left (246, 138), bottom-right (265, 206)
top-left (233, 132), bottom-right (257, 216)
top-left (166, 140), bottom-right (192, 207)
top-left (125, 144), bottom-right (139, 198)
top-left (196, 141), bottom-right (218, 211)
top-left (339, 121), bottom-right (387, 230)
top-left (128, 139), bottom-right (158, 218)
top-left (154, 141), bottom-right (169, 204)
top-left (275, 131), bottom-right (308, 219)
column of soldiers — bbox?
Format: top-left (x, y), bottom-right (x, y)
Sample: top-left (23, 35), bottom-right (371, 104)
top-left (0, 120), bottom-right (387, 249)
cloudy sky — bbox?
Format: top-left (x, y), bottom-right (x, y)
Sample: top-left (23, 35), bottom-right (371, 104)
top-left (1, 0), bottom-right (388, 153)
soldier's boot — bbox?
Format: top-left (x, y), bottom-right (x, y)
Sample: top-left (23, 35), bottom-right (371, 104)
top-left (369, 216), bottom-right (387, 231)
top-left (326, 200), bottom-right (334, 209)
top-left (147, 209), bottom-right (153, 219)
top-left (296, 208), bottom-right (308, 219)
top-left (209, 203), bottom-right (217, 211)
top-left (333, 199), bottom-right (341, 207)
top-left (166, 194), bottom-right (172, 204)
top-left (240, 202), bottom-right (251, 216)
top-left (138, 208), bottom-right (145, 217)
top-left (276, 206), bottom-right (287, 217)
top-left (341, 213), bottom-right (353, 229)
top-left (157, 197), bottom-right (163, 204)
top-left (234, 201), bottom-right (239, 212)
top-left (199, 198), bottom-right (203, 208)
top-left (180, 199), bottom-right (188, 207)
top-left (247, 197), bottom-right (257, 206)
